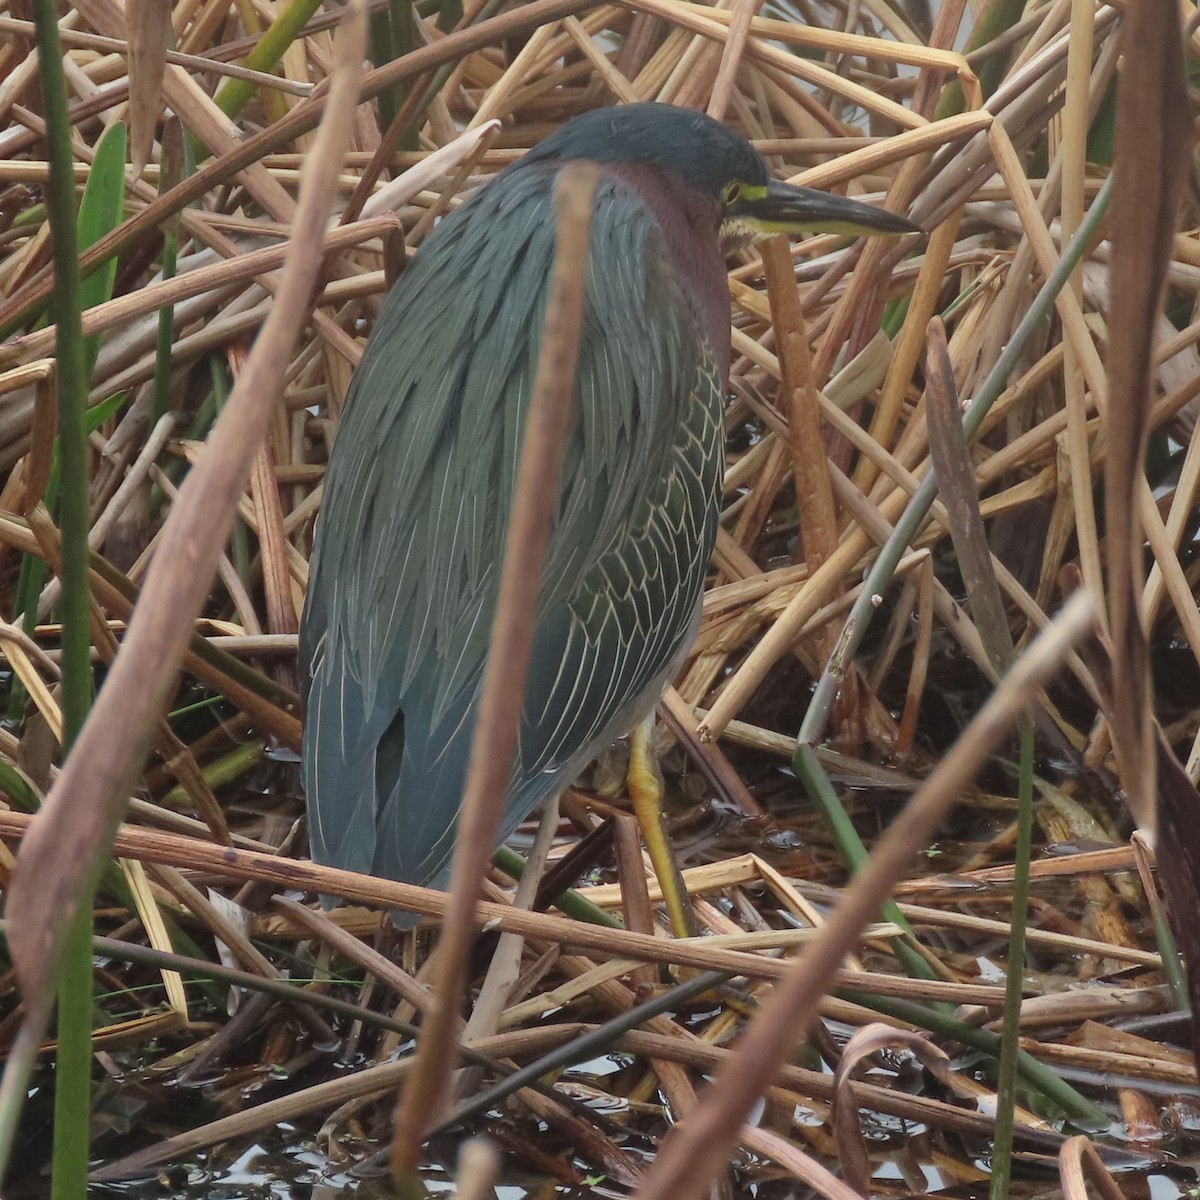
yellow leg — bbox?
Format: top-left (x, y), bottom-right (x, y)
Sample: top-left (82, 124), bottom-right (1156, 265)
top-left (628, 712), bottom-right (697, 938)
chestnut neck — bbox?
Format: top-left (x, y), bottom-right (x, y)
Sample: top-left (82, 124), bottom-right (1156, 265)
top-left (599, 162), bottom-right (731, 381)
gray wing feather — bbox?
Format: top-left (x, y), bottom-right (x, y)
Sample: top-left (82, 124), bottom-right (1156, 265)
top-left (301, 164), bottom-right (723, 892)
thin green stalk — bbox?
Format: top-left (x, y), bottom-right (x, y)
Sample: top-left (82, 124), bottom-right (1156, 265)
top-left (0, 0), bottom-right (570, 341)
top-left (370, 0), bottom-right (415, 135)
top-left (1148, 891), bottom-right (1189, 1009)
top-left (392, 0), bottom-right (417, 149)
top-left (934, 0), bottom-right (1025, 116)
top-left (794, 743), bottom-right (941, 988)
top-left (52, 911), bottom-right (94, 1199)
top-left (840, 989), bottom-right (1108, 1125)
top-left (436, 0), bottom-right (463, 32)
top-left (0, 919), bottom-right (476, 1057)
top-left (446, 955), bottom-right (1108, 1143)
top-left (29, 1), bottom-right (96, 1195)
top-left (785, 177), bottom-right (1113, 1010)
top-left (1127, 818), bottom-right (1188, 1008)
top-left (7, 393), bottom-right (125, 726)
top-left (387, 0), bottom-right (503, 150)
top-left (990, 719), bottom-right (1035, 1200)
top-left (492, 844), bottom-right (622, 928)
top-left (369, 6), bottom-right (399, 131)
top-left (84, 548), bottom-right (297, 711)
top-left (0, 765), bottom-right (137, 913)
top-left (158, 740), bottom-right (264, 808)
top-left (6, 125), bottom-right (124, 726)
top-left (212, 0), bottom-right (324, 123)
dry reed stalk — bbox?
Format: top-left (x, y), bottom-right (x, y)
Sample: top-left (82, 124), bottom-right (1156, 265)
top-left (611, 812), bottom-right (657, 989)
top-left (460, 797), bottom-right (563, 1091)
top-left (5, 216), bottom-right (398, 365)
top-left (697, 471), bottom-right (915, 740)
top-left (25, 511), bottom-right (235, 839)
top-left (390, 162), bottom-right (597, 1172)
top-left (762, 237), bottom-right (839, 596)
top-left (925, 317), bottom-right (1013, 671)
top-left (705, 0), bottom-right (761, 121)
top-left (124, 0), bottom-right (171, 175)
top-left (0, 0), bottom-right (602, 334)
top-left (1100, 0), bottom-right (1192, 832)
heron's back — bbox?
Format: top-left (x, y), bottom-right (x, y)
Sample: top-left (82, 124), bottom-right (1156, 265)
top-left (301, 160), bottom-right (727, 897)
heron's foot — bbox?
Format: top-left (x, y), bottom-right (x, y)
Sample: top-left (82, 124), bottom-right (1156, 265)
top-left (628, 713), bottom-right (698, 938)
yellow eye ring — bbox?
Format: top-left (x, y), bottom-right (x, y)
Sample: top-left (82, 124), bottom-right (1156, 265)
top-left (724, 181), bottom-right (742, 203)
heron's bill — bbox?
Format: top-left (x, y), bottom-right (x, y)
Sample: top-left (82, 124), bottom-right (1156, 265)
top-left (724, 178), bottom-right (922, 245)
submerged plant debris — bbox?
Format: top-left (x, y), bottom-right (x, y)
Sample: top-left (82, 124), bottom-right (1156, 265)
top-left (1, 0), bottom-right (1200, 1196)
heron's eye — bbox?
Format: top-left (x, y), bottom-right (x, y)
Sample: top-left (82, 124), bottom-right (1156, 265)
top-left (724, 181), bottom-right (742, 204)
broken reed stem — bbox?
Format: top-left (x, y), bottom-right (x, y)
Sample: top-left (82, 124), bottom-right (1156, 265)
top-left (1059, 1135), bottom-right (1130, 1200)
top-left (1, 0), bottom-right (367, 1062)
top-left (705, 0), bottom-right (759, 121)
top-left (924, 316), bottom-right (1013, 674)
top-left (833, 1027), bottom-right (955, 1195)
top-left (760, 235), bottom-right (840, 630)
top-left (126, 0), bottom-right (172, 175)
top-left (389, 161), bottom-right (597, 1180)
top-left (633, 589), bottom-right (1097, 1200)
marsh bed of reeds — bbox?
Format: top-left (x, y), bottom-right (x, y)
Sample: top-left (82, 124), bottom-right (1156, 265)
top-left (2, 0), bottom-right (1200, 1196)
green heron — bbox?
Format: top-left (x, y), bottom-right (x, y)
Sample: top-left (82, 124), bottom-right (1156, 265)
top-left (301, 103), bottom-right (917, 924)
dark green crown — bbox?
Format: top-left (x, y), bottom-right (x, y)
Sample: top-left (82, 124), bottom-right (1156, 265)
top-left (520, 103), bottom-right (769, 196)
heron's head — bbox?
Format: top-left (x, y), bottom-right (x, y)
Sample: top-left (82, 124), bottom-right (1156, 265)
top-left (521, 103), bottom-right (922, 251)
